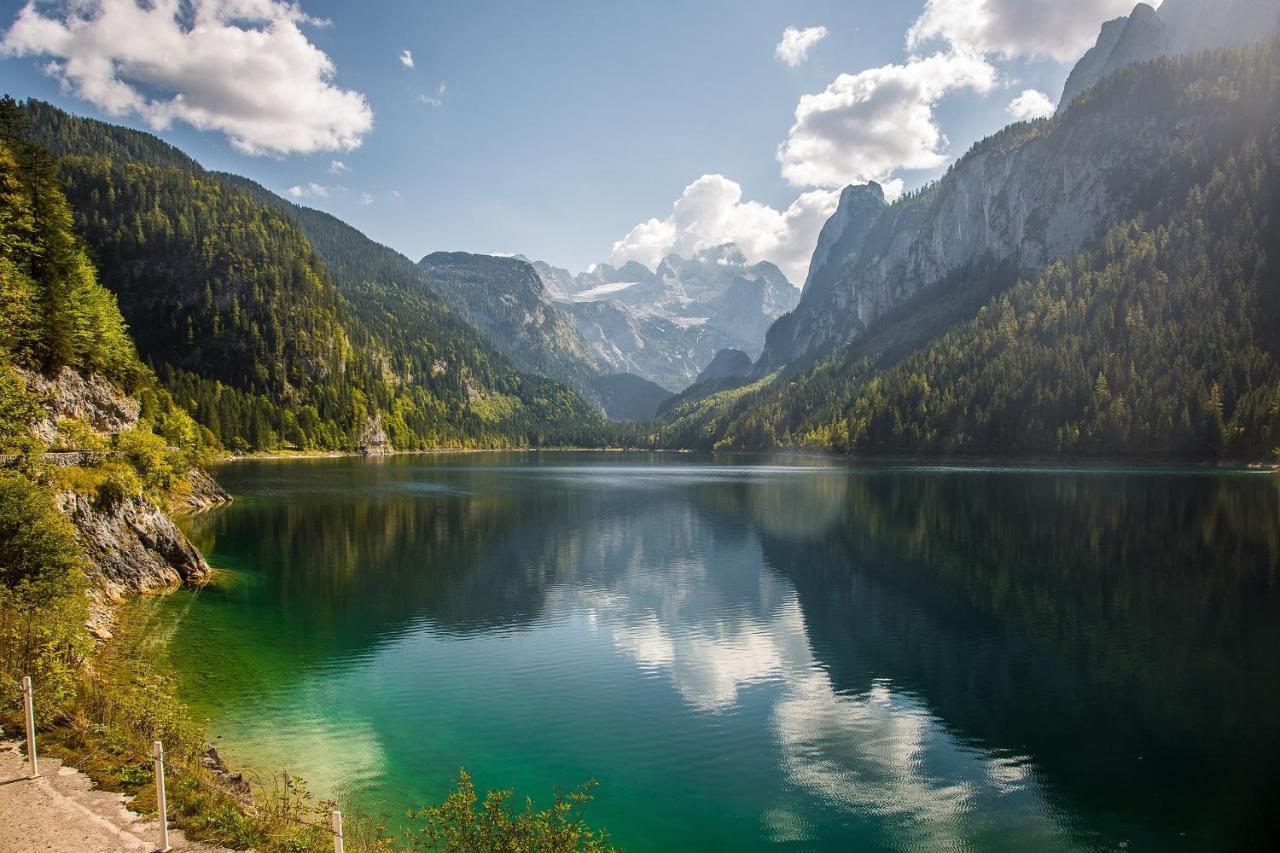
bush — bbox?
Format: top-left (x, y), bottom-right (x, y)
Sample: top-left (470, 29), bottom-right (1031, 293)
top-left (405, 770), bottom-right (614, 852)
top-left (116, 425), bottom-right (180, 493)
top-left (52, 416), bottom-right (108, 452)
top-left (0, 475), bottom-right (88, 717)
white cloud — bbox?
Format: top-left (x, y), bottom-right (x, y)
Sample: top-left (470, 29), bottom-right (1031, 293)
top-left (777, 50), bottom-right (996, 189)
top-left (775, 25), bottom-right (828, 67)
top-left (358, 192), bottom-right (373, 205)
top-left (328, 159), bottom-right (349, 174)
top-left (419, 81), bottom-right (446, 107)
top-left (608, 174), bottom-right (841, 283)
top-left (399, 48), bottom-right (414, 68)
top-left (286, 182), bottom-right (329, 199)
top-left (907, 0), bottom-right (1143, 62)
top-left (1007, 88), bottom-right (1054, 120)
top-left (1, 0), bottom-right (373, 156)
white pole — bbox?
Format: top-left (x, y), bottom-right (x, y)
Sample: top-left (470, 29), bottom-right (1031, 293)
top-left (331, 808), bottom-right (344, 853)
top-left (153, 741), bottom-right (170, 852)
top-left (21, 676), bottom-right (38, 778)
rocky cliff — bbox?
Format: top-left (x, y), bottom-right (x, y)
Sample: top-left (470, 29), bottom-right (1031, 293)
top-left (21, 367), bottom-right (229, 598)
top-left (1060, 0), bottom-right (1280, 108)
top-left (758, 46), bottom-right (1269, 371)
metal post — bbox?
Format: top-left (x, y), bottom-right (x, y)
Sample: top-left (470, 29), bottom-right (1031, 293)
top-left (331, 808), bottom-right (344, 853)
top-left (153, 741), bottom-right (170, 852)
top-left (21, 676), bottom-right (38, 778)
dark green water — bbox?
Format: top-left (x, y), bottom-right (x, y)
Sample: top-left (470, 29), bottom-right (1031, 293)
top-left (138, 454), bottom-right (1280, 851)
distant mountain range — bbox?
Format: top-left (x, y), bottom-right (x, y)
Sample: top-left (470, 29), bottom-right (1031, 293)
top-left (524, 245), bottom-right (799, 391)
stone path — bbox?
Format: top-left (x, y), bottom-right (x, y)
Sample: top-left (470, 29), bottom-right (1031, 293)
top-left (0, 740), bottom-right (231, 852)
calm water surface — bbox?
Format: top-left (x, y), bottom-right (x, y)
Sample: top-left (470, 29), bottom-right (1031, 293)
top-left (138, 454), bottom-right (1280, 851)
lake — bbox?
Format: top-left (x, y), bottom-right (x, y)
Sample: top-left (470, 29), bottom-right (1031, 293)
top-left (137, 453), bottom-right (1280, 851)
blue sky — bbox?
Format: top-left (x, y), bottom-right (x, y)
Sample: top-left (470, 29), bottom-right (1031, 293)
top-left (0, 0), bottom-right (1141, 280)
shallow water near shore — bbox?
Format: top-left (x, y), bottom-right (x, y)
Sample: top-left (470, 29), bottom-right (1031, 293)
top-left (136, 452), bottom-right (1280, 850)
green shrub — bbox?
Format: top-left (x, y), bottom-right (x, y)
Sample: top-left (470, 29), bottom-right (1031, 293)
top-left (51, 416), bottom-right (108, 452)
top-left (405, 770), bottom-right (614, 852)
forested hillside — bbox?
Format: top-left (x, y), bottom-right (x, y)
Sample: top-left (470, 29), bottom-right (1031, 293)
top-left (0, 100), bottom-right (204, 466)
top-left (17, 99), bottom-right (608, 452)
top-left (657, 42), bottom-right (1280, 460)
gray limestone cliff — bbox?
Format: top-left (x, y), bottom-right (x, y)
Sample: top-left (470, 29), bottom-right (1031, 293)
top-left (757, 49), bottom-right (1264, 371)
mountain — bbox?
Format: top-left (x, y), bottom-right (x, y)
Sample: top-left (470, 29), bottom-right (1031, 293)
top-left (530, 245), bottom-right (799, 391)
top-left (655, 40), bottom-right (1280, 460)
top-left (1060, 0), bottom-right (1280, 107)
top-left (756, 36), bottom-right (1280, 374)
top-left (16, 99), bottom-right (608, 451)
top-left (695, 349), bottom-right (753, 385)
top-left (417, 251), bottom-right (602, 392)
top-left (587, 373), bottom-right (673, 422)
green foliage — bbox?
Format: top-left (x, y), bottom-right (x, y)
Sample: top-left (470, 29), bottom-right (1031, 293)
top-left (0, 474), bottom-right (89, 716)
top-left (19, 100), bottom-right (610, 453)
top-left (406, 770), bottom-right (615, 853)
top-left (51, 416), bottom-right (109, 452)
top-left (115, 425), bottom-right (181, 494)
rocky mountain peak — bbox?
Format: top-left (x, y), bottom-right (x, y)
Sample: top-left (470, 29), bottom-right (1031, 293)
top-left (1060, 0), bottom-right (1279, 109)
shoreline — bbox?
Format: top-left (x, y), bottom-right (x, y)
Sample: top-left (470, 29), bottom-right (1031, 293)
top-left (215, 445), bottom-right (1280, 473)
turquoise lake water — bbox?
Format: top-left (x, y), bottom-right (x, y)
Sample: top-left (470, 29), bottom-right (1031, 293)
top-left (139, 453), bottom-right (1280, 850)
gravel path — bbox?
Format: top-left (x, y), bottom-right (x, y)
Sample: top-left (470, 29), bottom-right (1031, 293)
top-left (0, 739), bottom-right (231, 852)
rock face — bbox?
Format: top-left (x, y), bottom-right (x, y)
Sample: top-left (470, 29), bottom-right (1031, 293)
top-left (1060, 0), bottom-right (1280, 108)
top-left (418, 251), bottom-right (603, 397)
top-left (757, 59), bottom-right (1254, 371)
top-left (532, 244), bottom-right (800, 391)
top-left (358, 414), bottom-right (394, 455)
top-left (18, 367), bottom-right (141, 444)
top-left (565, 300), bottom-right (712, 393)
top-left (14, 367), bottom-right (229, 597)
top-left (56, 490), bottom-right (213, 600)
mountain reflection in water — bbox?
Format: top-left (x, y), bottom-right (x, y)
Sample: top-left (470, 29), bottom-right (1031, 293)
top-left (139, 455), bottom-right (1280, 851)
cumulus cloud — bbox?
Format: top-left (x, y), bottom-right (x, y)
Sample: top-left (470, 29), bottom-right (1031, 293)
top-left (286, 182), bottom-right (329, 199)
top-left (907, 0), bottom-right (1141, 62)
top-left (775, 25), bottom-right (828, 67)
top-left (777, 50), bottom-right (996, 189)
top-left (358, 192), bottom-right (374, 205)
top-left (1, 0), bottom-right (373, 156)
top-left (399, 48), bottom-right (414, 68)
top-left (1007, 88), bottom-right (1055, 120)
top-left (608, 174), bottom-right (840, 283)
top-left (328, 159), bottom-right (349, 174)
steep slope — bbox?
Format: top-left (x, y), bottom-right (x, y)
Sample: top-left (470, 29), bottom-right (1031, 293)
top-left (18, 99), bottom-right (607, 450)
top-left (0, 111), bottom-right (221, 596)
top-left (657, 41), bottom-right (1280, 460)
top-left (587, 373), bottom-right (673, 422)
top-left (758, 40), bottom-right (1280, 373)
top-left (1061, 0), bottom-right (1280, 107)
top-left (563, 299), bottom-right (715, 392)
top-left (416, 252), bottom-right (604, 398)
top-left (532, 245), bottom-right (799, 391)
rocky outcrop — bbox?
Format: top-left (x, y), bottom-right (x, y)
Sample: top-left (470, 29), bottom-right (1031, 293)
top-left (1061, 3), bottom-right (1168, 108)
top-left (56, 490), bottom-right (213, 600)
top-left (180, 468), bottom-right (233, 512)
top-left (1060, 0), bottom-right (1280, 108)
top-left (358, 414), bottom-right (394, 455)
top-left (17, 367), bottom-right (141, 444)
